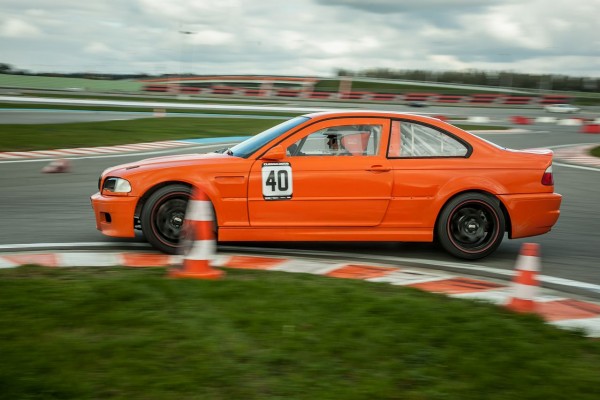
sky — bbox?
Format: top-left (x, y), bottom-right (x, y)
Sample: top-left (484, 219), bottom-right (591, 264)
top-left (1, 0), bottom-right (599, 78)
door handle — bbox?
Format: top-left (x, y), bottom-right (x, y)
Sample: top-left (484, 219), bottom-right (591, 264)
top-left (366, 165), bottom-right (391, 172)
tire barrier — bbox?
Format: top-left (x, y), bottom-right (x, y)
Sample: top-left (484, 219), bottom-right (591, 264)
top-left (169, 187), bottom-right (224, 280)
top-left (506, 243), bottom-right (540, 313)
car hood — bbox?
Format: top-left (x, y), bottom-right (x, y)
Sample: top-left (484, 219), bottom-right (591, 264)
top-left (102, 152), bottom-right (231, 176)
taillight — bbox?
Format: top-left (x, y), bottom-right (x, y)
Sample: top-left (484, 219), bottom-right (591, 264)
top-left (542, 165), bottom-right (554, 186)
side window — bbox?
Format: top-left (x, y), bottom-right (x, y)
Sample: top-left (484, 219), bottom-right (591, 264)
top-left (288, 124), bottom-right (381, 157)
top-left (387, 121), bottom-right (468, 158)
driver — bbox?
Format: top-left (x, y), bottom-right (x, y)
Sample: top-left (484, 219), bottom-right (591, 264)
top-left (326, 133), bottom-right (340, 151)
top-left (325, 130), bottom-right (351, 155)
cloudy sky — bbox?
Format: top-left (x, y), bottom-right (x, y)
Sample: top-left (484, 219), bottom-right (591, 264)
top-left (1, 0), bottom-right (599, 77)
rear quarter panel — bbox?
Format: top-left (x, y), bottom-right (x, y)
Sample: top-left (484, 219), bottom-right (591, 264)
top-left (382, 128), bottom-right (555, 230)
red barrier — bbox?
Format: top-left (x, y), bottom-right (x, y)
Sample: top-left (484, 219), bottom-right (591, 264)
top-left (338, 91), bottom-right (370, 100)
top-left (436, 95), bottom-right (464, 103)
top-left (403, 93), bottom-right (435, 101)
top-left (469, 94), bottom-right (502, 104)
top-left (370, 93), bottom-right (397, 101)
top-left (243, 89), bottom-right (261, 96)
top-left (511, 116), bottom-right (533, 125)
top-left (503, 97), bottom-right (534, 105)
top-left (581, 124), bottom-right (600, 134)
top-left (308, 91), bottom-right (333, 99)
top-left (211, 85), bottom-right (235, 95)
top-left (276, 89), bottom-right (301, 97)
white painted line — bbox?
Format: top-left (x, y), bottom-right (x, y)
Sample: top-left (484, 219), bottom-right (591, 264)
top-left (58, 252), bottom-right (122, 267)
top-left (219, 246), bottom-right (600, 295)
top-left (553, 162), bottom-right (600, 172)
top-left (0, 242), bottom-right (152, 250)
top-left (549, 317), bottom-right (600, 338)
top-left (367, 269), bottom-right (452, 286)
top-left (0, 257), bottom-right (18, 268)
top-left (270, 260), bottom-right (346, 275)
top-left (450, 289), bottom-right (511, 305)
top-left (0, 143), bottom-right (238, 164)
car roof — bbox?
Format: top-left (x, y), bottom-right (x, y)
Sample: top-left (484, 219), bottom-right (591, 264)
top-left (303, 110), bottom-right (441, 123)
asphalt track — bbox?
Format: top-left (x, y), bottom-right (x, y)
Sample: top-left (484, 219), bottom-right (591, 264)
top-left (1, 102), bottom-right (599, 299)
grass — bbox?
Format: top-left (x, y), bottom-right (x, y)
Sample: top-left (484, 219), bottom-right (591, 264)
top-left (0, 265), bottom-right (599, 400)
top-left (0, 117), bottom-right (281, 151)
top-left (590, 145), bottom-right (600, 158)
top-left (0, 115), bottom-right (508, 152)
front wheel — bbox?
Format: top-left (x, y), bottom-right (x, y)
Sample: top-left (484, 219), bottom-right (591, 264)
top-left (140, 184), bottom-right (191, 254)
top-left (436, 193), bottom-right (505, 260)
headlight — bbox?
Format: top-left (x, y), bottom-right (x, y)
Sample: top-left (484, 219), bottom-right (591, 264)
top-left (103, 177), bottom-right (132, 193)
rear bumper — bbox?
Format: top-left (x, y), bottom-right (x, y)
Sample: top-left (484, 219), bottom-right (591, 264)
top-left (498, 193), bottom-right (562, 238)
top-left (90, 192), bottom-right (138, 238)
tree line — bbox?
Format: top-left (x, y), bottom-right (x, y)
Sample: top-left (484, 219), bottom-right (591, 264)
top-left (336, 68), bottom-right (599, 93)
top-left (1, 62), bottom-right (598, 93)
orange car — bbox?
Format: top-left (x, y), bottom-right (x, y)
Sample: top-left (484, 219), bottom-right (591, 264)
top-left (91, 111), bottom-right (561, 260)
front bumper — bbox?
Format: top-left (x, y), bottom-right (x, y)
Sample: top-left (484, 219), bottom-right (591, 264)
top-left (499, 192), bottom-right (562, 238)
top-left (90, 192), bottom-right (138, 238)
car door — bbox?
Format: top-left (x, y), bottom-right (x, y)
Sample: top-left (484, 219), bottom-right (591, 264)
top-left (247, 117), bottom-right (393, 227)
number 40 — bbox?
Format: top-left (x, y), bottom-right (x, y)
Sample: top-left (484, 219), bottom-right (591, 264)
top-left (266, 170), bottom-right (289, 192)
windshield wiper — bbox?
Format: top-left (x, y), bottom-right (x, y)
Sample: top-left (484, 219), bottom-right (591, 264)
top-left (226, 148), bottom-right (234, 156)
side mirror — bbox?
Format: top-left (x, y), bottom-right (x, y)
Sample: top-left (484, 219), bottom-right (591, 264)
top-left (261, 145), bottom-right (285, 160)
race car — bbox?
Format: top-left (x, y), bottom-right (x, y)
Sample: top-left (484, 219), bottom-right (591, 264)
top-left (91, 110), bottom-right (561, 260)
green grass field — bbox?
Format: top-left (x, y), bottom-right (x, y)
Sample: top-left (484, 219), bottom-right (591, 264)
top-left (0, 117), bottom-right (281, 151)
top-left (1, 266), bottom-right (599, 400)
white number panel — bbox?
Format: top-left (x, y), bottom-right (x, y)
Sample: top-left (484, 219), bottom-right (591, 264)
top-left (262, 162), bottom-right (293, 200)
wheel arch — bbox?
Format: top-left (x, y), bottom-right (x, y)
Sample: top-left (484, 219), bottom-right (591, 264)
top-left (134, 181), bottom-right (192, 221)
top-left (433, 189), bottom-right (512, 239)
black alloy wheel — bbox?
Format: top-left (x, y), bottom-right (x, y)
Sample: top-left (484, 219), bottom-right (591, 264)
top-left (436, 193), bottom-right (505, 260)
top-left (140, 184), bottom-right (192, 254)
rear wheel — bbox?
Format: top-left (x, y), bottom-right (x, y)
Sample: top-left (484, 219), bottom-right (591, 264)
top-left (140, 184), bottom-right (191, 254)
top-left (436, 193), bottom-right (505, 260)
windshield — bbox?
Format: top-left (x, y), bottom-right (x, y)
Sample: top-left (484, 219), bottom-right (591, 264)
top-left (229, 116), bottom-right (310, 158)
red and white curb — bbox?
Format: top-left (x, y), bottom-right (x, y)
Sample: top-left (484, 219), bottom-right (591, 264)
top-left (0, 140), bottom-right (191, 160)
top-left (552, 144), bottom-right (600, 167)
top-left (2, 251), bottom-right (600, 338)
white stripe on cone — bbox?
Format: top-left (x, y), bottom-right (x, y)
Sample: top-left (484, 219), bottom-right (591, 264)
top-left (184, 240), bottom-right (216, 261)
top-left (510, 283), bottom-right (537, 301)
top-left (514, 254), bottom-right (540, 272)
top-left (185, 199), bottom-right (213, 222)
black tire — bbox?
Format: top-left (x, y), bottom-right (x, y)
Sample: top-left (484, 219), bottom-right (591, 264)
top-left (436, 193), bottom-right (505, 260)
top-left (140, 184), bottom-right (191, 254)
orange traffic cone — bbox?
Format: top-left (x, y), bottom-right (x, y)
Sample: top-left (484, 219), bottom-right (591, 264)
top-left (42, 158), bottom-right (71, 173)
top-left (506, 243), bottom-right (541, 313)
top-left (169, 186), bottom-right (224, 280)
